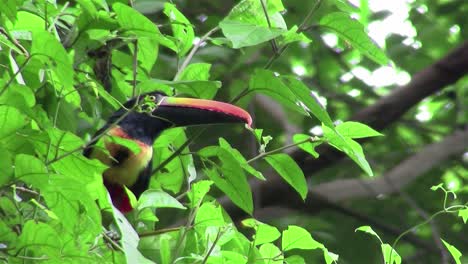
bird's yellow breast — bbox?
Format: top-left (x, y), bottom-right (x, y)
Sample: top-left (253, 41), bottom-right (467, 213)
top-left (90, 126), bottom-right (153, 187)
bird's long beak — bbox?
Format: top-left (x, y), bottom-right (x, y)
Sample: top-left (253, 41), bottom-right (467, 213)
top-left (155, 97), bottom-right (252, 128)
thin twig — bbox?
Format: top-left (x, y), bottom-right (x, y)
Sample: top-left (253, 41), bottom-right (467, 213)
top-left (259, 0), bottom-right (278, 53)
top-left (102, 231), bottom-right (124, 252)
top-left (138, 226), bottom-right (183, 237)
top-left (247, 137), bottom-right (320, 163)
top-left (382, 172), bottom-right (449, 263)
top-left (201, 228), bottom-right (225, 264)
top-left (173, 26), bottom-right (220, 81)
top-left (0, 27), bottom-right (29, 56)
top-left (0, 55), bottom-right (33, 96)
top-left (13, 186), bottom-right (39, 196)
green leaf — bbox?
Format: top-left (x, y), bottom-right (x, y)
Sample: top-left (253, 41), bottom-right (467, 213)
top-left (152, 79), bottom-right (221, 99)
top-left (163, 3), bottom-right (194, 57)
top-left (107, 135), bottom-right (142, 155)
top-left (220, 0), bottom-right (287, 48)
top-left (336, 121), bottom-right (383, 138)
top-left (17, 221), bottom-right (62, 258)
top-left (153, 128), bottom-right (195, 193)
top-left (219, 138), bottom-right (265, 180)
top-left (323, 249), bottom-right (339, 264)
top-left (282, 225), bottom-right (323, 251)
top-left (323, 125), bottom-right (373, 176)
top-left (320, 12), bottom-right (388, 65)
top-left (178, 63), bottom-right (212, 81)
top-left (125, 185), bottom-right (138, 210)
top-left (221, 251), bottom-right (247, 263)
top-left (187, 180), bottom-right (213, 208)
top-left (458, 208), bottom-right (468, 224)
top-left (31, 30), bottom-right (79, 106)
top-left (113, 3), bottom-right (168, 71)
top-left (293, 134), bottom-right (320, 158)
top-left (137, 189), bottom-right (186, 210)
top-left (223, 0), bottom-right (285, 25)
top-left (282, 76), bottom-right (334, 127)
top-left (113, 207), bottom-right (154, 264)
top-left (329, 0), bottom-right (359, 13)
top-left (249, 69), bottom-right (306, 115)
top-left (355, 225), bottom-right (383, 244)
top-left (285, 255), bottom-right (306, 264)
top-left (0, 84), bottom-right (36, 109)
top-left (242, 218), bottom-right (281, 245)
top-left (381, 243), bottom-right (401, 264)
top-left (0, 0), bottom-right (17, 22)
top-left (265, 154), bottom-right (307, 200)
top-left (441, 239), bottom-right (462, 264)
top-left (259, 243), bottom-right (283, 263)
top-left (0, 105), bottom-right (28, 140)
top-left (194, 201), bottom-right (226, 229)
top-left (0, 147), bottom-right (13, 186)
top-left (278, 25), bottom-right (312, 46)
top-left (199, 146), bottom-right (253, 215)
top-left (220, 20), bottom-right (285, 48)
top-left (14, 154), bottom-right (48, 188)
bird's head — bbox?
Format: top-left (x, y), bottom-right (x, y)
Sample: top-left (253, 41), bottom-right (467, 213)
top-left (109, 91), bottom-right (252, 144)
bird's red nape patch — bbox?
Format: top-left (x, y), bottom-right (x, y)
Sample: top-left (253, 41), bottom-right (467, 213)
top-left (104, 181), bottom-right (133, 213)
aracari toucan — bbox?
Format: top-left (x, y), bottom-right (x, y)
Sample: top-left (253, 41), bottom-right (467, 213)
top-left (84, 92), bottom-right (252, 212)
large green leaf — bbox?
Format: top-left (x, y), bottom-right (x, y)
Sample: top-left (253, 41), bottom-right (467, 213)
top-left (219, 0), bottom-right (287, 48)
top-left (199, 146), bottom-right (253, 215)
top-left (242, 218), bottom-right (281, 245)
top-left (381, 244), bottom-right (402, 264)
top-left (152, 127), bottom-right (195, 193)
top-left (137, 189), bottom-right (186, 210)
top-left (441, 239), bottom-right (462, 264)
top-left (282, 225), bottom-right (323, 251)
top-left (220, 20), bottom-right (285, 48)
top-left (282, 76), bottom-right (334, 127)
top-left (336, 121), bottom-right (383, 138)
top-left (113, 207), bottom-right (154, 264)
top-left (259, 243), bottom-right (283, 263)
top-left (31, 30), bottom-right (80, 106)
top-left (320, 12), bottom-right (388, 65)
top-left (249, 69), bottom-right (307, 115)
top-left (0, 105), bottom-right (28, 140)
top-left (219, 138), bottom-right (265, 180)
top-left (265, 153), bottom-right (307, 200)
top-left (114, 3), bottom-right (174, 71)
top-left (323, 125), bottom-right (373, 176)
top-left (163, 3), bottom-right (194, 57)
top-left (292, 134), bottom-right (320, 158)
top-left (187, 180), bottom-right (213, 208)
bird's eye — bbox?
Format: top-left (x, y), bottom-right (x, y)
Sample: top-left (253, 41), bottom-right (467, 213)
top-left (148, 95), bottom-right (156, 101)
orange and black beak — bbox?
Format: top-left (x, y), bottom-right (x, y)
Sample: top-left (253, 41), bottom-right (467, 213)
top-left (155, 96), bottom-right (252, 128)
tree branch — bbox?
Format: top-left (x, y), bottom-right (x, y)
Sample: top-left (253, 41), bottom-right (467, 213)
top-left (221, 41), bottom-right (468, 221)
top-left (310, 127), bottom-right (468, 201)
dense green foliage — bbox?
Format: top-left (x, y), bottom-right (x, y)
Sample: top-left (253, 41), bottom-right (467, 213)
top-left (0, 0), bottom-right (466, 263)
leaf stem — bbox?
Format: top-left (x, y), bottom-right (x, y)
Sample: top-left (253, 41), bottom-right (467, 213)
top-left (247, 137), bottom-right (320, 164)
